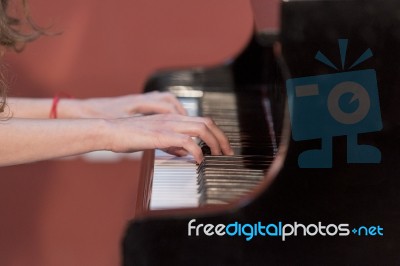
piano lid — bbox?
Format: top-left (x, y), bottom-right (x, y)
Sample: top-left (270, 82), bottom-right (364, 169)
top-left (124, 0), bottom-right (400, 265)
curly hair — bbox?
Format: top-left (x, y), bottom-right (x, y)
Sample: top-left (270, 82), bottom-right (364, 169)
top-left (0, 0), bottom-right (43, 113)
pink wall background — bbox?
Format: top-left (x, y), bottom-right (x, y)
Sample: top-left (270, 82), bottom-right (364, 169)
top-left (1, 0), bottom-right (279, 265)
top-left (5, 0), bottom-right (255, 98)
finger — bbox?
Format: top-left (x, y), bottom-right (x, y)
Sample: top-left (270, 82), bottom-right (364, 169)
top-left (156, 130), bottom-right (204, 163)
top-left (198, 117), bottom-right (233, 155)
top-left (178, 116), bottom-right (234, 155)
top-left (173, 134), bottom-right (204, 163)
top-left (159, 92), bottom-right (187, 115)
top-left (137, 114), bottom-right (233, 157)
top-left (181, 122), bottom-right (223, 156)
top-left (137, 102), bottom-right (180, 115)
top-left (163, 147), bottom-right (189, 157)
top-left (153, 119), bottom-right (222, 156)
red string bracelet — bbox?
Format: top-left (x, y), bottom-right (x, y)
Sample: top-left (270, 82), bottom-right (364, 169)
top-left (49, 93), bottom-right (72, 119)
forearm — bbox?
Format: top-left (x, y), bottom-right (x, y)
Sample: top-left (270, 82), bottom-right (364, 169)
top-left (7, 97), bottom-right (84, 118)
top-left (0, 118), bottom-right (109, 166)
top-left (0, 113), bottom-right (233, 166)
top-left (7, 91), bottom-right (188, 119)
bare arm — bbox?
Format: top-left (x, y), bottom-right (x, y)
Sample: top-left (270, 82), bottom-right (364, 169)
top-left (7, 98), bottom-right (57, 118)
top-left (7, 91), bottom-right (187, 119)
top-left (0, 117), bottom-right (107, 166)
top-left (0, 114), bottom-right (233, 166)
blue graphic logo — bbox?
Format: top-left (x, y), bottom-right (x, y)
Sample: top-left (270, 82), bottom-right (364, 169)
top-left (286, 39), bottom-right (382, 168)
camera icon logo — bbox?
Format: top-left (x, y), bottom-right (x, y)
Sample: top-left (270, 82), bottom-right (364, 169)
top-left (286, 39), bottom-right (382, 168)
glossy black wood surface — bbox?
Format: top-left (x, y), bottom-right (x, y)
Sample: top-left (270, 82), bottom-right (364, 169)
top-left (123, 1), bottom-right (400, 265)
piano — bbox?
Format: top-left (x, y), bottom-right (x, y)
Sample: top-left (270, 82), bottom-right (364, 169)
top-left (123, 0), bottom-right (400, 265)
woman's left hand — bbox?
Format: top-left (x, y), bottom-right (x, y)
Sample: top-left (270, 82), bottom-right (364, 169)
top-left (72, 91), bottom-right (187, 118)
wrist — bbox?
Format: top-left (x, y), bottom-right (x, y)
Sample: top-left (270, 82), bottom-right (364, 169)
top-left (56, 98), bottom-right (86, 118)
top-left (66, 98), bottom-right (114, 119)
top-left (92, 118), bottom-right (113, 151)
top-left (99, 118), bottom-right (119, 152)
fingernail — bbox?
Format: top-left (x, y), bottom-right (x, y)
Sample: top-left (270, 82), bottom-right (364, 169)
top-left (197, 156), bottom-right (204, 164)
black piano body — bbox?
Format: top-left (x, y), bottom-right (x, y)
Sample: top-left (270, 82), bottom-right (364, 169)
top-left (123, 0), bottom-right (400, 265)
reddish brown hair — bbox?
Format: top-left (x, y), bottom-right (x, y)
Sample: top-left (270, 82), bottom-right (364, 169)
top-left (0, 0), bottom-right (44, 113)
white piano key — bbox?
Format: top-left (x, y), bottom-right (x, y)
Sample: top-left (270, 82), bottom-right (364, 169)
top-left (149, 96), bottom-right (208, 210)
top-left (149, 92), bottom-right (275, 209)
top-left (150, 152), bottom-right (200, 210)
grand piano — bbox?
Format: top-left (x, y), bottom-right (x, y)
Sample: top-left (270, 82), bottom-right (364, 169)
top-left (123, 0), bottom-right (400, 264)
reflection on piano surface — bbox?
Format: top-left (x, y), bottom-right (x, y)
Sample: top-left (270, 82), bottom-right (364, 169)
top-left (124, 0), bottom-right (400, 265)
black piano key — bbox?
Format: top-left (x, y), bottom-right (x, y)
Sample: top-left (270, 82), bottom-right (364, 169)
top-left (195, 90), bottom-right (277, 206)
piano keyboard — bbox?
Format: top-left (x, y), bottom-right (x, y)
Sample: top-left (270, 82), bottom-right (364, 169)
top-left (149, 90), bottom-right (276, 210)
top-left (149, 97), bottom-right (200, 210)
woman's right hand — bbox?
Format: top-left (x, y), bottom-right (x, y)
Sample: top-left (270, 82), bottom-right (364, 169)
top-left (0, 113), bottom-right (232, 167)
top-left (104, 114), bottom-right (234, 163)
